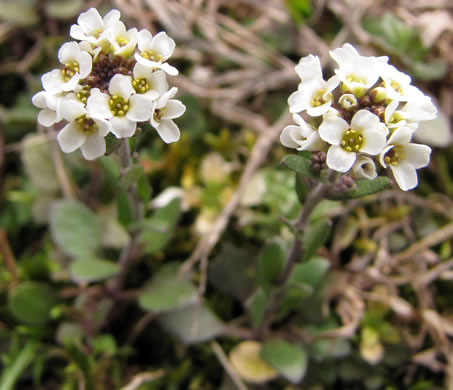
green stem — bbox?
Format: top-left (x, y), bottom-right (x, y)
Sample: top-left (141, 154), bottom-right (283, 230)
top-left (259, 171), bottom-right (338, 332)
top-left (109, 139), bottom-right (144, 293)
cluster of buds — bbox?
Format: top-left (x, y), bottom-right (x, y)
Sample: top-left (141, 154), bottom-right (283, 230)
top-left (32, 8), bottom-right (185, 160)
top-left (281, 43), bottom-right (436, 191)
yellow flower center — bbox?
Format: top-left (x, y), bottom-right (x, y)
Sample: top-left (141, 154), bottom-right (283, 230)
top-left (311, 88), bottom-right (331, 107)
top-left (132, 78), bottom-right (150, 94)
top-left (391, 80), bottom-right (403, 93)
top-left (141, 50), bottom-right (163, 62)
top-left (153, 108), bottom-right (164, 122)
top-left (109, 95), bottom-right (129, 116)
top-left (384, 146), bottom-right (403, 166)
top-left (76, 85), bottom-right (91, 103)
top-left (346, 74), bottom-right (366, 84)
top-left (340, 129), bottom-right (363, 153)
top-left (75, 115), bottom-right (98, 135)
top-left (61, 62), bottom-right (80, 82)
top-left (117, 37), bottom-right (129, 47)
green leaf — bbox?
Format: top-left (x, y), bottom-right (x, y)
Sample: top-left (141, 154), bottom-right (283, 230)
top-left (138, 264), bottom-right (197, 312)
top-left (329, 177), bottom-right (391, 200)
top-left (249, 288), bottom-right (267, 328)
top-left (104, 133), bottom-right (122, 155)
top-left (45, 0), bottom-right (83, 18)
top-left (50, 200), bottom-right (102, 257)
top-left (256, 241), bottom-right (286, 291)
top-left (138, 199), bottom-right (181, 255)
top-left (208, 244), bottom-right (255, 300)
top-left (284, 0), bottom-right (312, 24)
top-left (281, 154), bottom-right (318, 179)
top-left (303, 217), bottom-right (330, 261)
top-left (295, 173), bottom-right (308, 203)
top-left (21, 135), bottom-right (59, 192)
top-left (70, 258), bottom-right (120, 283)
top-left (0, 340), bottom-right (39, 390)
top-left (8, 282), bottom-right (58, 325)
top-left (411, 60), bottom-right (447, 81)
top-left (261, 340), bottom-right (308, 384)
top-left (158, 303), bottom-right (224, 344)
top-left (230, 341), bottom-right (278, 384)
top-left (0, 2), bottom-right (38, 26)
top-left (289, 257), bottom-right (330, 289)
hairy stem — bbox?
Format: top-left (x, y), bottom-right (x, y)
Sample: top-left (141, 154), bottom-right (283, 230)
top-left (109, 139), bottom-right (144, 293)
top-left (259, 172), bottom-right (338, 332)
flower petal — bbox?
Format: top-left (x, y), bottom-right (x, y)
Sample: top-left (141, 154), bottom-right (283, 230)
top-left (156, 62), bottom-right (178, 76)
top-left (387, 126), bottom-right (413, 145)
top-left (404, 143), bottom-right (431, 169)
top-left (288, 90), bottom-right (307, 113)
top-left (361, 128), bottom-right (387, 155)
top-left (86, 89), bottom-right (112, 119)
top-left (57, 122), bottom-right (86, 153)
top-left (318, 111), bottom-right (348, 145)
top-left (127, 94), bottom-right (153, 121)
top-left (93, 118), bottom-right (111, 137)
top-left (149, 70), bottom-right (169, 96)
top-left (280, 125), bottom-right (301, 148)
top-left (390, 161), bottom-right (418, 191)
top-left (352, 155), bottom-right (377, 180)
top-left (70, 25), bottom-right (87, 41)
top-left (81, 134), bottom-right (106, 160)
top-left (77, 8), bottom-right (103, 34)
top-left (137, 29), bottom-right (153, 51)
top-left (32, 92), bottom-right (48, 109)
top-left (150, 31), bottom-right (176, 60)
top-left (60, 99), bottom-right (87, 122)
top-left (326, 145), bottom-right (356, 172)
top-left (295, 54), bottom-right (322, 81)
top-left (37, 109), bottom-right (57, 126)
top-left (42, 69), bottom-right (65, 93)
top-left (103, 9), bottom-right (121, 27)
top-left (77, 51), bottom-right (92, 79)
top-left (58, 42), bottom-right (79, 64)
top-left (351, 109), bottom-right (379, 131)
top-left (162, 100), bottom-right (186, 120)
top-left (108, 74), bottom-right (134, 100)
top-left (156, 87), bottom-right (178, 109)
top-left (109, 116), bottom-right (136, 138)
top-left (154, 119), bottom-right (180, 143)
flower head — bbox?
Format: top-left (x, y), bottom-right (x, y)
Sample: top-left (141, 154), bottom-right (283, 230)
top-left (32, 8), bottom-right (182, 160)
top-left (379, 127), bottom-right (431, 191)
top-left (150, 87), bottom-right (186, 143)
top-left (281, 42), bottom-right (435, 191)
top-left (319, 109), bottom-right (387, 172)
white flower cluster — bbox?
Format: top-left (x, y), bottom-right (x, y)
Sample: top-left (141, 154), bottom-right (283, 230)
top-left (281, 43), bottom-right (437, 191)
top-left (32, 8), bottom-right (185, 160)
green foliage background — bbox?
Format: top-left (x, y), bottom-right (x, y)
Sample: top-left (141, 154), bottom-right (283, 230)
top-left (1, 1), bottom-right (453, 389)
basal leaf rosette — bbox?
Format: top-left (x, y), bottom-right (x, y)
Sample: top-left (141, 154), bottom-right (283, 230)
top-left (32, 7), bottom-right (184, 160)
top-left (281, 43), bottom-right (437, 192)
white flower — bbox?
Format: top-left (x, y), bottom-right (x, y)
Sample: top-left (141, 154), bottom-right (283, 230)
top-left (401, 89), bottom-right (437, 122)
top-left (384, 100), bottom-right (412, 130)
top-left (150, 87), bottom-right (186, 143)
top-left (375, 63), bottom-right (414, 102)
top-left (330, 43), bottom-right (388, 97)
top-left (294, 54), bottom-right (323, 81)
top-left (57, 98), bottom-right (111, 160)
top-left (379, 126), bottom-right (431, 191)
top-left (338, 93), bottom-right (358, 111)
top-left (42, 42), bottom-right (92, 93)
top-left (132, 64), bottom-right (168, 100)
top-left (70, 8), bottom-right (121, 47)
top-left (135, 30), bottom-right (178, 76)
top-left (32, 90), bottom-right (65, 126)
top-left (351, 155), bottom-right (377, 180)
top-left (86, 74), bottom-right (153, 138)
top-left (288, 75), bottom-right (339, 116)
top-left (319, 109), bottom-right (388, 172)
top-left (107, 22), bottom-right (138, 58)
top-left (280, 114), bottom-right (325, 151)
